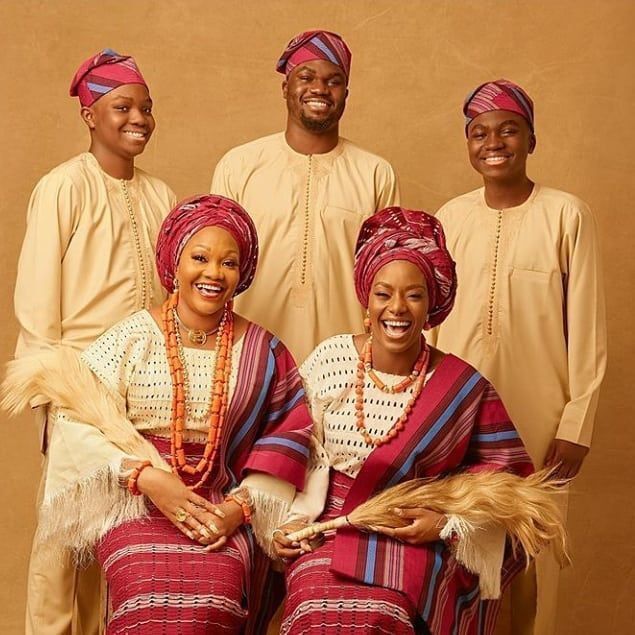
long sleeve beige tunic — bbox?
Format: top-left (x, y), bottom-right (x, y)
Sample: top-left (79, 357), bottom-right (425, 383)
top-left (430, 185), bottom-right (606, 465)
top-left (14, 152), bottom-right (176, 357)
top-left (211, 133), bottom-right (400, 363)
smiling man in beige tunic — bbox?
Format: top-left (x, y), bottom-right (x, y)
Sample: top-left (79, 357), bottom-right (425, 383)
top-left (14, 49), bottom-right (175, 634)
top-left (211, 30), bottom-right (399, 363)
top-left (429, 80), bottom-right (607, 635)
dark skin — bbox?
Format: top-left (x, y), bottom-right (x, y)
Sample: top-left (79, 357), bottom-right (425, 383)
top-left (81, 83), bottom-right (155, 180)
top-left (468, 110), bottom-right (589, 479)
top-left (273, 262), bottom-right (449, 561)
top-left (466, 110), bottom-right (535, 209)
top-left (136, 226), bottom-right (251, 550)
top-left (283, 59), bottom-right (348, 155)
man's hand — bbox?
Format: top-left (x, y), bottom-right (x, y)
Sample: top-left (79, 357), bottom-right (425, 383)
top-left (544, 439), bottom-right (589, 479)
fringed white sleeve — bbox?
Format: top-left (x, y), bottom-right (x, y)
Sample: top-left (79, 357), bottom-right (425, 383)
top-left (440, 515), bottom-right (507, 599)
top-left (239, 472), bottom-right (295, 558)
top-left (38, 409), bottom-right (147, 565)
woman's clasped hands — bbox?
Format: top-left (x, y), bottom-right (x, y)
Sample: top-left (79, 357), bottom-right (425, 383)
top-left (137, 467), bottom-right (244, 550)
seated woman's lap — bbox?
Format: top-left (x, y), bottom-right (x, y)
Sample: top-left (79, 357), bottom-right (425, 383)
top-left (96, 506), bottom-right (247, 634)
top-left (281, 537), bottom-right (418, 635)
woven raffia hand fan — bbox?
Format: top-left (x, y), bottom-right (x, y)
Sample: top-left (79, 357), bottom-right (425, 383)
top-left (286, 469), bottom-right (569, 564)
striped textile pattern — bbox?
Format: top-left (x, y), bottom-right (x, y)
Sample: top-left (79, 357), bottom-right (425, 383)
top-left (282, 471), bottom-right (426, 635)
top-left (326, 354), bottom-right (533, 635)
top-left (97, 437), bottom-right (250, 634)
top-left (276, 30), bottom-right (352, 78)
top-left (223, 324), bottom-right (312, 491)
top-left (97, 323), bottom-right (311, 634)
top-left (463, 79), bottom-right (534, 133)
top-left (69, 48), bottom-right (147, 106)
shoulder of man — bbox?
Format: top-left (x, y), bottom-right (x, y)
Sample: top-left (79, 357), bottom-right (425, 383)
top-left (337, 137), bottom-right (395, 168)
top-left (435, 187), bottom-right (483, 219)
top-left (35, 153), bottom-right (91, 191)
top-left (216, 132), bottom-right (283, 166)
top-left (535, 184), bottom-right (594, 220)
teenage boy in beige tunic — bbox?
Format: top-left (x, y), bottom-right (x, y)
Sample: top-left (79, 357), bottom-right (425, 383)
top-left (14, 49), bottom-right (175, 635)
top-left (429, 79), bottom-right (607, 635)
top-left (211, 30), bottom-right (400, 363)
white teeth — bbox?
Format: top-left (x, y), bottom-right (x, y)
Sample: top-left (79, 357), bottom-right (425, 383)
top-left (484, 156), bottom-right (508, 164)
top-left (305, 99), bottom-right (329, 109)
top-left (195, 283), bottom-right (223, 297)
top-left (124, 131), bottom-right (146, 138)
top-left (381, 320), bottom-right (411, 338)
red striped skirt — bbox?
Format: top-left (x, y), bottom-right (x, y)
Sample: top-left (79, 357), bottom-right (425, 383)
top-left (281, 471), bottom-right (425, 634)
top-left (96, 437), bottom-right (250, 635)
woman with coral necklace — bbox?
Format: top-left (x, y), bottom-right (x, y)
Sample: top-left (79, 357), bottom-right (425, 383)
top-left (3, 195), bottom-right (312, 634)
top-left (272, 207), bottom-right (538, 635)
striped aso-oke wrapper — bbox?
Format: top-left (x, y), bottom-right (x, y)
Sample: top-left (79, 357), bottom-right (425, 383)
top-left (276, 29), bottom-right (352, 80)
top-left (463, 78), bottom-right (534, 134)
top-left (155, 194), bottom-right (259, 295)
top-left (69, 48), bottom-right (147, 106)
top-left (354, 207), bottom-right (457, 329)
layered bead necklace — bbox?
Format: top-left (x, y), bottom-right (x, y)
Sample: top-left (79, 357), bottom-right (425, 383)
top-left (354, 335), bottom-right (430, 447)
top-left (161, 292), bottom-right (233, 490)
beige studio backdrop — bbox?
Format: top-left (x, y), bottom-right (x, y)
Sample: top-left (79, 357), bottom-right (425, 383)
top-left (1, 1), bottom-right (633, 633)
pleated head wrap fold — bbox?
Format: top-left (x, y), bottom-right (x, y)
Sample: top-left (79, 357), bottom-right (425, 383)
top-left (463, 79), bottom-right (534, 134)
top-left (276, 29), bottom-right (352, 80)
top-left (156, 195), bottom-right (259, 295)
top-left (354, 207), bottom-right (457, 329)
top-left (70, 48), bottom-right (148, 107)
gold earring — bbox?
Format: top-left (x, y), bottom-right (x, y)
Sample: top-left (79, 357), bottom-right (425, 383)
top-left (363, 309), bottom-right (371, 332)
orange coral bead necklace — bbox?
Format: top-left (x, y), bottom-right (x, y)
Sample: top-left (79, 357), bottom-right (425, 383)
top-left (354, 335), bottom-right (430, 447)
top-left (161, 292), bottom-right (233, 490)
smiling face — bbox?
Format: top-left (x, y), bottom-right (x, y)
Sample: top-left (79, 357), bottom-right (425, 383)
top-left (368, 260), bottom-right (429, 358)
top-left (82, 83), bottom-right (155, 160)
top-left (282, 59), bottom-right (348, 133)
top-left (174, 226), bottom-right (241, 328)
top-left (467, 110), bottom-right (535, 183)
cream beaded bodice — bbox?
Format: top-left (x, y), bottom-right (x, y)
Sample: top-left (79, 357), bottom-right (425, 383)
top-left (79, 310), bottom-right (244, 441)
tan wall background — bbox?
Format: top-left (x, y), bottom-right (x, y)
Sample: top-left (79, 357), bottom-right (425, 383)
top-left (1, 1), bottom-right (633, 632)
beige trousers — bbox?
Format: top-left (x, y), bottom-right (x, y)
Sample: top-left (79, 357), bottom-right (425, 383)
top-left (496, 493), bottom-right (568, 635)
top-left (25, 542), bottom-right (102, 635)
top-left (26, 408), bottom-right (102, 635)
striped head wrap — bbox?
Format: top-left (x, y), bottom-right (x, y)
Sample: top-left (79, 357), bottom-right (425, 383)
top-left (156, 195), bottom-right (259, 295)
top-left (276, 30), bottom-right (352, 80)
top-left (70, 48), bottom-right (148, 107)
top-left (463, 79), bottom-right (534, 135)
top-left (354, 207), bottom-right (457, 329)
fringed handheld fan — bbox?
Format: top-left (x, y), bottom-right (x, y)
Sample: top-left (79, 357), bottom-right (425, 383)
top-left (286, 468), bottom-right (569, 564)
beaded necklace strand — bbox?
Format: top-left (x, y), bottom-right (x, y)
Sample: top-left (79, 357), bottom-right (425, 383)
top-left (161, 292), bottom-right (233, 490)
top-left (354, 335), bottom-right (430, 447)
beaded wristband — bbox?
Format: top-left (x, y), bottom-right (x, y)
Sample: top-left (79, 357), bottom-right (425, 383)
top-left (225, 493), bottom-right (253, 524)
top-left (127, 460), bottom-right (152, 496)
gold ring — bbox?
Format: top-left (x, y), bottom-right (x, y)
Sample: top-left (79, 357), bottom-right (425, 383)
top-left (207, 519), bottom-right (219, 534)
top-left (175, 507), bottom-right (188, 523)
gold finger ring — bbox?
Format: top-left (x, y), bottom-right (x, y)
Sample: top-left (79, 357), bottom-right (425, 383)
top-left (207, 519), bottom-right (219, 534)
top-left (175, 507), bottom-right (189, 522)
top-left (199, 527), bottom-right (211, 539)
